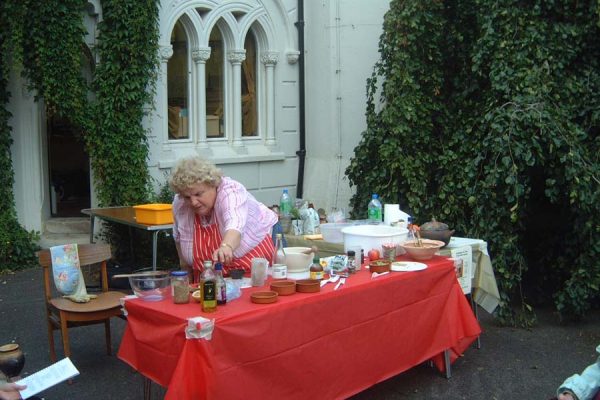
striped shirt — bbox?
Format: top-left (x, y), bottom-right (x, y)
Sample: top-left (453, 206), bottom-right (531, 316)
top-left (172, 177), bottom-right (278, 267)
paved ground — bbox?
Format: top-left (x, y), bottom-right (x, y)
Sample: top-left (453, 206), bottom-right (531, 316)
top-left (1, 267), bottom-right (599, 399)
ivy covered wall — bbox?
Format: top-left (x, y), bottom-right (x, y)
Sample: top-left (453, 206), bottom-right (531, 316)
top-left (346, 0), bottom-right (600, 325)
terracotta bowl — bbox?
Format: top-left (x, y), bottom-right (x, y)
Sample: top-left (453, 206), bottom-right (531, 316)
top-left (400, 239), bottom-right (445, 261)
top-left (296, 279), bottom-right (321, 293)
top-left (270, 280), bottom-right (296, 296)
top-left (251, 291), bottom-right (278, 304)
top-left (369, 259), bottom-right (391, 274)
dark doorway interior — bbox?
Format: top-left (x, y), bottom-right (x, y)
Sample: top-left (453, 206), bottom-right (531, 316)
top-left (47, 115), bottom-right (90, 217)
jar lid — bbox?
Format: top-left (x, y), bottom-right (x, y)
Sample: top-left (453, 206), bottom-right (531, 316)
top-left (170, 271), bottom-right (188, 276)
top-left (347, 250), bottom-right (356, 256)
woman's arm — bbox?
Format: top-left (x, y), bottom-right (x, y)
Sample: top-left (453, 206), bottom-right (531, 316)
top-left (212, 229), bottom-right (242, 264)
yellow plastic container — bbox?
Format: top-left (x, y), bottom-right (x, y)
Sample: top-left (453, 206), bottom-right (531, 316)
top-left (133, 204), bottom-right (173, 225)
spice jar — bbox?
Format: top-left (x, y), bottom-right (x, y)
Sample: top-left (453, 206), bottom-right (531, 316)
top-left (346, 250), bottom-right (356, 274)
top-left (171, 271), bottom-right (190, 304)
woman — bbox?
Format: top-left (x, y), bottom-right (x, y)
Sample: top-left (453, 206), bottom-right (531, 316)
top-left (169, 156), bottom-right (278, 278)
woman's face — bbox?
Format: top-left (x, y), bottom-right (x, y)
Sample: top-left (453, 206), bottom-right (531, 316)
top-left (180, 182), bottom-right (217, 216)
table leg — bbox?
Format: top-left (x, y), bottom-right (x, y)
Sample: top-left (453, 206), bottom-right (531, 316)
top-left (443, 349), bottom-right (452, 379)
top-left (143, 376), bottom-right (152, 400)
top-left (469, 294), bottom-right (481, 349)
top-left (152, 231), bottom-right (159, 271)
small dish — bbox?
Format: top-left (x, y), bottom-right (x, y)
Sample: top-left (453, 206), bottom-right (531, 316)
top-left (250, 291), bottom-right (278, 304)
top-left (369, 259), bottom-right (391, 274)
top-left (391, 261), bottom-right (428, 272)
top-left (296, 279), bottom-right (321, 293)
top-left (270, 280), bottom-right (296, 296)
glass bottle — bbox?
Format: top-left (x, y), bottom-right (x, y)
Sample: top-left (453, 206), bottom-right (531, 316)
top-left (309, 256), bottom-right (324, 280)
top-left (200, 260), bottom-right (217, 312)
top-left (407, 216), bottom-right (415, 242)
top-left (273, 233), bottom-right (286, 265)
top-left (214, 262), bottom-right (227, 305)
top-left (171, 270), bottom-right (190, 304)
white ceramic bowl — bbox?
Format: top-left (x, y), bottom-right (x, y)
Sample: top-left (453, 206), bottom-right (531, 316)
top-left (128, 274), bottom-right (170, 301)
top-left (341, 225), bottom-right (408, 254)
top-left (283, 247), bottom-right (314, 272)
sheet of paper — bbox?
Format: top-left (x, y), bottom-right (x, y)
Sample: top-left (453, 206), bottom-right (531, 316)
top-left (16, 357), bottom-right (79, 398)
top-left (451, 245), bottom-right (473, 294)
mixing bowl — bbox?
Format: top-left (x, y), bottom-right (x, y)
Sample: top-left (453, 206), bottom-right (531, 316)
top-left (400, 239), bottom-right (445, 261)
top-left (128, 273), bottom-right (170, 301)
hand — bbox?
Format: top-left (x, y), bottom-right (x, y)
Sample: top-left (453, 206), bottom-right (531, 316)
top-left (0, 382), bottom-right (27, 400)
top-left (213, 243), bottom-right (234, 264)
top-left (558, 392), bottom-right (576, 400)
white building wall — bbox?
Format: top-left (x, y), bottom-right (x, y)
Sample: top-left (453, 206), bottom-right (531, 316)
top-left (303, 0), bottom-right (389, 216)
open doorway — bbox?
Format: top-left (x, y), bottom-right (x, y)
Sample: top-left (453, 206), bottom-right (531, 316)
top-left (47, 115), bottom-right (90, 217)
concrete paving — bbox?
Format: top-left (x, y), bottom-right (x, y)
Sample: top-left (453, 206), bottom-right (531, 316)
top-left (1, 267), bottom-right (599, 399)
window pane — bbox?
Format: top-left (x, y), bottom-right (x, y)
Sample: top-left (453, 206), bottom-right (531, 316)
top-left (168, 20), bottom-right (189, 139)
top-left (206, 29), bottom-right (224, 138)
top-left (242, 32), bottom-right (257, 136)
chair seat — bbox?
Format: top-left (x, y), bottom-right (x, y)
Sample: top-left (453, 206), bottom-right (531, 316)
top-left (50, 291), bottom-right (125, 313)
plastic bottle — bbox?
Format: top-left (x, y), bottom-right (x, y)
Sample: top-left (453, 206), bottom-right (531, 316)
top-left (200, 260), bottom-right (217, 312)
top-left (279, 189), bottom-right (293, 217)
top-left (214, 262), bottom-right (227, 305)
top-left (367, 194), bottom-right (383, 223)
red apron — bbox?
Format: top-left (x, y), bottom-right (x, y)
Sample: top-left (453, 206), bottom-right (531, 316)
top-left (192, 214), bottom-right (275, 278)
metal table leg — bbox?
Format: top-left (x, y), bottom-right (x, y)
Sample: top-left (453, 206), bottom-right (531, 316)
top-left (443, 349), bottom-right (452, 379)
top-left (89, 216), bottom-right (96, 243)
top-left (143, 376), bottom-right (152, 400)
top-left (152, 231), bottom-right (159, 271)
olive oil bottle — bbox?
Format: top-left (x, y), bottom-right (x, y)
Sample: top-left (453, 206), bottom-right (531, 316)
top-left (200, 260), bottom-right (217, 312)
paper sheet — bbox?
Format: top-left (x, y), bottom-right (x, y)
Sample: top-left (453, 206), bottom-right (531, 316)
top-left (451, 245), bottom-right (473, 294)
top-left (16, 357), bottom-right (79, 398)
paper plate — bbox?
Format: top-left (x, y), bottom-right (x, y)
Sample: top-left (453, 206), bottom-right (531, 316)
top-left (391, 261), bottom-right (428, 272)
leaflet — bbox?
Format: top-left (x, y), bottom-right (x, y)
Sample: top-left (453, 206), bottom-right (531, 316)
top-left (16, 357), bottom-right (79, 398)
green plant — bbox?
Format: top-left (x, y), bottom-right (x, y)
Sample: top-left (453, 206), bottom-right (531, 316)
top-left (346, 0), bottom-right (600, 325)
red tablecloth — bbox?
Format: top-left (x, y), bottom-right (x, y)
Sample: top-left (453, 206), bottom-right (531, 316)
top-left (118, 256), bottom-right (481, 399)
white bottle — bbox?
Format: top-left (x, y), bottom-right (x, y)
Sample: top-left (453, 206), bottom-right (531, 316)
top-left (367, 194), bottom-right (383, 223)
top-left (279, 189), bottom-right (292, 217)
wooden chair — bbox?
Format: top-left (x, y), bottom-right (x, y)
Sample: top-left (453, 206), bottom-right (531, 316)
top-left (38, 243), bottom-right (125, 362)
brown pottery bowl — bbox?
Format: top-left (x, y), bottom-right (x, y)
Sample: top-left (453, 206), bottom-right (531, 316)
top-left (369, 259), bottom-right (391, 274)
top-left (296, 279), bottom-right (321, 293)
top-left (270, 280), bottom-right (296, 296)
top-left (251, 291), bottom-right (278, 304)
top-left (400, 239), bottom-right (445, 261)
top-left (0, 343), bottom-right (25, 378)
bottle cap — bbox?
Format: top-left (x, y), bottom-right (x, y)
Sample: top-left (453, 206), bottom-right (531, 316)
top-left (372, 194), bottom-right (378, 199)
top-left (283, 188), bottom-right (289, 193)
top-left (170, 270), bottom-right (188, 276)
top-left (347, 250), bottom-right (355, 256)
top-left (215, 262), bottom-right (223, 271)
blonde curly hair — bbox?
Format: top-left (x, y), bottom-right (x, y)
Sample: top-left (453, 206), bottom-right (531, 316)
top-left (169, 156), bottom-right (223, 193)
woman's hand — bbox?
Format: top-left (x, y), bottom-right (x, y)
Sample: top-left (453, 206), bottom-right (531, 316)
top-left (213, 242), bottom-right (234, 264)
top-left (0, 382), bottom-right (26, 400)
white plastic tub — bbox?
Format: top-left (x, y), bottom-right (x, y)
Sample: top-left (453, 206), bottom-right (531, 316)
top-left (320, 223), bottom-right (353, 243)
top-left (341, 225), bottom-right (409, 254)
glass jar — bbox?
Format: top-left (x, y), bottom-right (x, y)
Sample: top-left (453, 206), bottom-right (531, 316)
top-left (346, 250), bottom-right (356, 274)
top-left (171, 271), bottom-right (190, 304)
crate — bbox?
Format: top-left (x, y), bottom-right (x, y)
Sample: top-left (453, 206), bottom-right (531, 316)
top-left (133, 204), bottom-right (173, 225)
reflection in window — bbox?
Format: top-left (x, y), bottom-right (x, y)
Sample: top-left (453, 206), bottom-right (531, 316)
top-left (242, 32), bottom-right (257, 136)
top-left (168, 20), bottom-right (189, 139)
top-left (206, 28), bottom-right (224, 138)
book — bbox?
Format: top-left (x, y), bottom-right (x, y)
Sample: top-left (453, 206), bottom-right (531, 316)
top-left (16, 357), bottom-right (79, 398)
